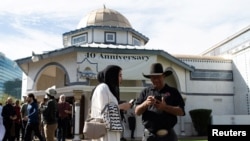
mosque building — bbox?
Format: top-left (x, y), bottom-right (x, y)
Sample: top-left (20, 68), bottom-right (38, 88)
top-left (15, 6), bottom-right (250, 139)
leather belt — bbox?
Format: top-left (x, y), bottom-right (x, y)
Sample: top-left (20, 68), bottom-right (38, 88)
top-left (156, 129), bottom-right (168, 136)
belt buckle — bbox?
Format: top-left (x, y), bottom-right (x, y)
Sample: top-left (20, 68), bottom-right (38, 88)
top-left (156, 129), bottom-right (168, 136)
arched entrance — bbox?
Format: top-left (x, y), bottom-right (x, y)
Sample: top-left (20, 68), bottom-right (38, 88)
top-left (34, 62), bottom-right (69, 90)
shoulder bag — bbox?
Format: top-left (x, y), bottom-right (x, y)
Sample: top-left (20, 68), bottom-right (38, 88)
top-left (82, 117), bottom-right (107, 139)
top-left (83, 90), bottom-right (107, 139)
top-left (83, 86), bottom-right (123, 139)
top-left (83, 102), bottom-right (123, 139)
top-left (101, 102), bottom-right (124, 131)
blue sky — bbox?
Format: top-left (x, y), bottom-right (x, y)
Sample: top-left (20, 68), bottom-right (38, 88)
top-left (1, 0), bottom-right (250, 60)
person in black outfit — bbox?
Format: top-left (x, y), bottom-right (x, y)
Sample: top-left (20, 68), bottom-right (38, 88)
top-left (40, 87), bottom-right (58, 141)
top-left (120, 110), bottom-right (127, 141)
top-left (120, 101), bottom-right (127, 141)
top-left (2, 97), bottom-right (17, 141)
top-left (24, 93), bottom-right (45, 141)
top-left (127, 108), bottom-right (136, 139)
top-left (135, 63), bottom-right (185, 141)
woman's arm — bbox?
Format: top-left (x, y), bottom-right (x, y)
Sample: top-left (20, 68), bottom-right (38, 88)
top-left (118, 102), bottom-right (132, 111)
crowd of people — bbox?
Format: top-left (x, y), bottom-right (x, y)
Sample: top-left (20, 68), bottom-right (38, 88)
top-left (0, 88), bottom-right (72, 141)
top-left (0, 62), bottom-right (185, 141)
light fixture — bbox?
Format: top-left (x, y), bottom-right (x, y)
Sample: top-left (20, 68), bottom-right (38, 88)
top-left (31, 51), bottom-right (39, 62)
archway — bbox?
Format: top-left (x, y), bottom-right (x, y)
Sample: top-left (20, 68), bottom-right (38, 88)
top-left (34, 63), bottom-right (69, 91)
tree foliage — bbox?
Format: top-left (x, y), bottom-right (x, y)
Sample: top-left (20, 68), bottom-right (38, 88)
top-left (189, 109), bottom-right (212, 136)
top-left (0, 94), bottom-right (15, 105)
top-left (3, 78), bottom-right (22, 99)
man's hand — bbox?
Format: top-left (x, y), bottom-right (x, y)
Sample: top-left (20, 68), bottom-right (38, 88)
top-left (10, 115), bottom-right (17, 120)
top-left (23, 116), bottom-right (28, 121)
top-left (154, 97), bottom-right (167, 110)
top-left (64, 110), bottom-right (71, 114)
top-left (143, 96), bottom-right (156, 107)
top-left (135, 95), bottom-right (155, 116)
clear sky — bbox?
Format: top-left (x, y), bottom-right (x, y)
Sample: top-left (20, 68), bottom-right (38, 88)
top-left (1, 0), bottom-right (250, 60)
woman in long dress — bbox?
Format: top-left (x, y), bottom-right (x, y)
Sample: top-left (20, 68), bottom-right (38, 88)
top-left (90, 65), bottom-right (131, 141)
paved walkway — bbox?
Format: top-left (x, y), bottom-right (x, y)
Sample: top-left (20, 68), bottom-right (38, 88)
top-left (65, 136), bottom-right (207, 141)
top-left (66, 137), bottom-right (141, 141)
top-left (37, 136), bottom-right (207, 141)
top-left (34, 136), bottom-right (140, 141)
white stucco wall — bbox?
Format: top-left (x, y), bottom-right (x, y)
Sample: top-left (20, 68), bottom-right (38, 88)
top-left (232, 49), bottom-right (250, 115)
top-left (212, 115), bottom-right (250, 125)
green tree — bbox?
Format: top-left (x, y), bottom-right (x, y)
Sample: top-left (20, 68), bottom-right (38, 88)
top-left (0, 93), bottom-right (15, 104)
top-left (3, 78), bottom-right (22, 99)
top-left (189, 109), bottom-right (212, 136)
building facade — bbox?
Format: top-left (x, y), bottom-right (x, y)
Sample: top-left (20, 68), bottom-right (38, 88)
top-left (15, 7), bottom-right (250, 139)
top-left (0, 52), bottom-right (22, 99)
top-left (202, 25), bottom-right (250, 115)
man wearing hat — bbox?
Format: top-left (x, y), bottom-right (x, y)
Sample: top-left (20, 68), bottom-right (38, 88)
top-left (40, 87), bottom-right (58, 141)
top-left (135, 63), bottom-right (185, 141)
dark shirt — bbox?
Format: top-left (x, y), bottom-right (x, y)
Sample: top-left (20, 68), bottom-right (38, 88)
top-left (136, 84), bottom-right (185, 133)
top-left (14, 105), bottom-right (21, 123)
top-left (41, 99), bottom-right (58, 124)
top-left (57, 102), bottom-right (70, 119)
top-left (20, 103), bottom-right (28, 120)
top-left (1, 103), bottom-right (16, 122)
top-left (27, 101), bottom-right (40, 124)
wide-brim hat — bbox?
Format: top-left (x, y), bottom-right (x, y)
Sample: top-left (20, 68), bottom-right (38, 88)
top-left (45, 87), bottom-right (57, 97)
top-left (142, 63), bottom-right (172, 78)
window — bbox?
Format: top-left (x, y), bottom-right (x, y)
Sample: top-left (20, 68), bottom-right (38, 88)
top-left (105, 32), bottom-right (116, 43)
top-left (133, 37), bottom-right (141, 46)
top-left (191, 69), bottom-right (233, 81)
top-left (72, 33), bottom-right (87, 45)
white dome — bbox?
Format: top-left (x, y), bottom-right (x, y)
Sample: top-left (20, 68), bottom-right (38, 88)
top-left (77, 7), bottom-right (132, 29)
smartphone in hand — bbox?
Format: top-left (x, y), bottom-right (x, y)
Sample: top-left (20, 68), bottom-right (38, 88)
top-left (129, 99), bottom-right (136, 104)
top-left (154, 95), bottom-right (162, 101)
top-left (129, 99), bottom-right (136, 108)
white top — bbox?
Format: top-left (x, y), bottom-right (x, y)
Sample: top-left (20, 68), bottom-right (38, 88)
top-left (90, 83), bottom-right (120, 141)
top-left (91, 83), bottom-right (118, 117)
top-left (0, 106), bottom-right (3, 122)
top-left (0, 105), bottom-right (5, 140)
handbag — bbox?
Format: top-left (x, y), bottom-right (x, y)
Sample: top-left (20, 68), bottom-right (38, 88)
top-left (83, 98), bottom-right (107, 139)
top-left (83, 117), bottom-right (107, 139)
top-left (101, 102), bottom-right (124, 131)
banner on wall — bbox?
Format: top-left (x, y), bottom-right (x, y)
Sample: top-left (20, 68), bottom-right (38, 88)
top-left (76, 52), bottom-right (156, 81)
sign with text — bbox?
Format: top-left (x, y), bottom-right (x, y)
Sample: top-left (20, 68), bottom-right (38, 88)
top-left (77, 52), bottom-right (156, 81)
top-left (208, 125), bottom-right (250, 140)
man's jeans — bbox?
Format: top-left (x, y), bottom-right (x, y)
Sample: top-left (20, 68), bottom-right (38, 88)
top-left (57, 118), bottom-right (69, 141)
